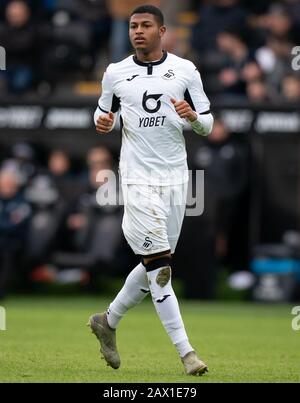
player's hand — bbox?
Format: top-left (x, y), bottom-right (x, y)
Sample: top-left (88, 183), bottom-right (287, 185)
top-left (170, 98), bottom-right (197, 122)
top-left (96, 112), bottom-right (114, 134)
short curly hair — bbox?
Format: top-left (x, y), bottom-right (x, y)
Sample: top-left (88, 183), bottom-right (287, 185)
top-left (130, 5), bottom-right (164, 27)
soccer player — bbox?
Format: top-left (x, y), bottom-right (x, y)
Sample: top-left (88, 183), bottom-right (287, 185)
top-left (88, 5), bottom-right (213, 376)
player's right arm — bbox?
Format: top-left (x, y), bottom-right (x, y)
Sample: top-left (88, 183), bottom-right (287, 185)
top-left (95, 111), bottom-right (114, 134)
top-left (94, 66), bottom-right (120, 134)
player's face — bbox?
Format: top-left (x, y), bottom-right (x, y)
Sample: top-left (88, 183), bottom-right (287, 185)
top-left (129, 13), bottom-right (165, 53)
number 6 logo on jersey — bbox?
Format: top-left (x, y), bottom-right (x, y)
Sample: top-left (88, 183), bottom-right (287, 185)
top-left (142, 91), bottom-right (163, 113)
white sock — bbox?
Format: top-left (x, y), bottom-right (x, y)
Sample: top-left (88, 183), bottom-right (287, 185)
top-left (147, 264), bottom-right (193, 358)
top-left (106, 262), bottom-right (149, 329)
top-left (175, 340), bottom-right (194, 358)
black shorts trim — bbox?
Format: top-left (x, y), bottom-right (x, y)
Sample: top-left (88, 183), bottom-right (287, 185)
top-left (138, 249), bottom-right (171, 259)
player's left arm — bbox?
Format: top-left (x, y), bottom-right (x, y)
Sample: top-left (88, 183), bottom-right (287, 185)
top-left (171, 66), bottom-right (213, 136)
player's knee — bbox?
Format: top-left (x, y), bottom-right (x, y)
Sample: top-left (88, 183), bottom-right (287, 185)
top-left (143, 255), bottom-right (172, 288)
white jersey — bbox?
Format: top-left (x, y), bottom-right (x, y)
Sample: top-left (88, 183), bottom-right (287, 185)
top-left (95, 52), bottom-right (211, 186)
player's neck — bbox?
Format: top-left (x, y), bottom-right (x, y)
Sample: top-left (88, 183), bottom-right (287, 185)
top-left (135, 48), bottom-right (164, 63)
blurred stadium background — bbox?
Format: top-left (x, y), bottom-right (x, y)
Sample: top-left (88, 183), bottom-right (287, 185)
top-left (1, 0), bottom-right (300, 303)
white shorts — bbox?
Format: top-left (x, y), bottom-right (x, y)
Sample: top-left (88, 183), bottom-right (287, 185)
top-left (121, 183), bottom-right (188, 256)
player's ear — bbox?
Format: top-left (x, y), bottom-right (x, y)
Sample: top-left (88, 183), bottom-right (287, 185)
top-left (159, 25), bottom-right (166, 38)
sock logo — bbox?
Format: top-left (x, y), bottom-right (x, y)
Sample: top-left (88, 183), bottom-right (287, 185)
top-left (156, 294), bottom-right (171, 303)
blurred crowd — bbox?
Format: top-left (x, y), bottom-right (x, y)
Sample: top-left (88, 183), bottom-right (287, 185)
top-left (0, 0), bottom-right (299, 103)
top-left (0, 116), bottom-right (250, 299)
top-left (0, 142), bottom-right (131, 299)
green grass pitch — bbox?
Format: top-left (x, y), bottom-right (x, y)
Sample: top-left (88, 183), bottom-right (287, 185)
top-left (0, 296), bottom-right (299, 383)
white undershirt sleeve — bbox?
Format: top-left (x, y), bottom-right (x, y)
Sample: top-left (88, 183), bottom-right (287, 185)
top-left (189, 112), bottom-right (214, 136)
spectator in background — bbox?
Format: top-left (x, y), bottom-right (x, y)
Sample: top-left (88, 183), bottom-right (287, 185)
top-left (216, 29), bottom-right (262, 101)
top-left (86, 146), bottom-right (114, 172)
top-left (47, 149), bottom-right (81, 202)
top-left (0, 0), bottom-right (38, 93)
top-left (253, 3), bottom-right (299, 93)
top-left (48, 149), bottom-right (71, 179)
top-left (71, 146), bottom-right (119, 230)
top-left (84, 145), bottom-right (119, 192)
top-left (23, 172), bottom-right (69, 283)
top-left (38, 1), bottom-right (93, 91)
top-left (0, 168), bottom-right (31, 299)
top-left (191, 0), bottom-right (247, 60)
top-left (40, 0), bottom-right (111, 72)
top-left (255, 35), bottom-right (295, 95)
top-left (265, 4), bottom-right (300, 43)
top-left (1, 142), bottom-right (37, 188)
top-left (283, 0), bottom-right (300, 24)
top-left (24, 149), bottom-right (85, 270)
top-left (72, 0), bottom-right (111, 61)
top-left (0, 0), bottom-right (44, 21)
top-left (56, 146), bottom-right (123, 282)
top-left (280, 74), bottom-right (300, 103)
top-left (248, 1), bottom-right (300, 42)
top-left (246, 79), bottom-right (273, 103)
top-left (11, 142), bottom-right (37, 184)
